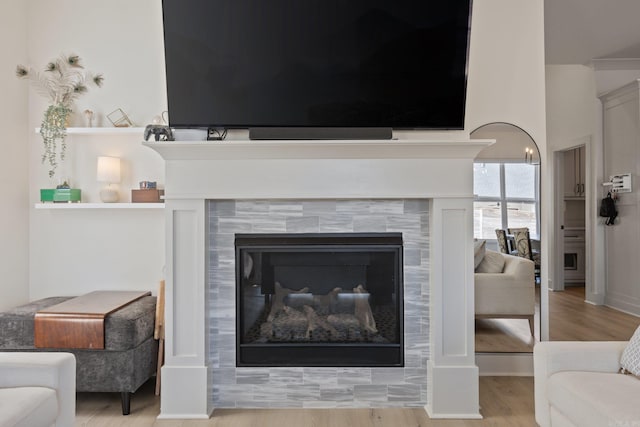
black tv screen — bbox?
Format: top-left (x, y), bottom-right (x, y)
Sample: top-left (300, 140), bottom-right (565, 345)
top-left (162, 0), bottom-right (471, 131)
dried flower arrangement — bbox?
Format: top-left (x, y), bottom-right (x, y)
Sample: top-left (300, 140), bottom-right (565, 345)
top-left (16, 54), bottom-right (104, 177)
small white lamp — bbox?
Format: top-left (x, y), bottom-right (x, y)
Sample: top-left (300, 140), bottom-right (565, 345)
top-left (97, 156), bottom-right (121, 203)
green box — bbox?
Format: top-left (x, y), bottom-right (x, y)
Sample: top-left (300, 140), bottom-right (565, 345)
top-left (40, 188), bottom-right (82, 203)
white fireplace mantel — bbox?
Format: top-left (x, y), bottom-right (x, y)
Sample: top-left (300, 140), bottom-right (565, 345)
top-left (144, 139), bottom-right (491, 160)
top-left (145, 139), bottom-right (491, 201)
top-left (145, 138), bottom-right (492, 419)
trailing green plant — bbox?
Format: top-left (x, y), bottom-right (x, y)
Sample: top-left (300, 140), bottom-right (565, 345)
top-left (16, 54), bottom-right (104, 177)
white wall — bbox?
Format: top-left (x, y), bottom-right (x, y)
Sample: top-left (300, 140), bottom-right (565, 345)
top-left (546, 65), bottom-right (597, 148)
top-left (27, 0), bottom-right (166, 299)
top-left (26, 0), bottom-right (167, 128)
top-left (0, 3), bottom-right (30, 310)
top-left (600, 81), bottom-right (640, 316)
top-left (595, 63), bottom-right (640, 314)
top-left (545, 65), bottom-right (603, 301)
top-left (466, 1), bottom-right (547, 145)
top-left (546, 63), bottom-right (640, 312)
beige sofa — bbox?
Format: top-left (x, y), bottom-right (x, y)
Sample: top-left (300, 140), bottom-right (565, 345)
top-left (474, 251), bottom-right (535, 334)
top-left (0, 352), bottom-right (76, 427)
top-left (534, 341), bottom-right (640, 427)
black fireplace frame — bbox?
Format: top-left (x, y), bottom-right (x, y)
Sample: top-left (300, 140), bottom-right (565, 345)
top-left (235, 233), bottom-right (404, 367)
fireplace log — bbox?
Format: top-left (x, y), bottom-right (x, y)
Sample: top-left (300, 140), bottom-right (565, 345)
top-left (303, 305), bottom-right (338, 339)
top-left (312, 287), bottom-right (342, 310)
top-left (353, 284), bottom-right (378, 333)
top-left (267, 282), bottom-right (309, 322)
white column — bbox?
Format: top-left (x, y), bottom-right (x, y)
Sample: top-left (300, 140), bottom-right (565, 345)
top-left (159, 199), bottom-right (211, 419)
top-left (426, 197), bottom-right (481, 419)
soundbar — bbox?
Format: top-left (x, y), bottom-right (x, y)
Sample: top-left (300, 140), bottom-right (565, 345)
top-left (249, 127), bottom-right (393, 140)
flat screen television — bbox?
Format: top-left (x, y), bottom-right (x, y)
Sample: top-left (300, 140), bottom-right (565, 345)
top-left (162, 0), bottom-right (472, 138)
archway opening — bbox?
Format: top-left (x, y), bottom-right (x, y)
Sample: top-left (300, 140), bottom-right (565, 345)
top-left (471, 122), bottom-right (541, 353)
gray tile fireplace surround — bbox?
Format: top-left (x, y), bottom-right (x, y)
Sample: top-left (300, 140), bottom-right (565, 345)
top-left (207, 199), bottom-right (430, 408)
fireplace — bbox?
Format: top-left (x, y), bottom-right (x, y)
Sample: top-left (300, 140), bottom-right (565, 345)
top-left (145, 139), bottom-right (487, 418)
top-left (236, 233), bottom-right (403, 367)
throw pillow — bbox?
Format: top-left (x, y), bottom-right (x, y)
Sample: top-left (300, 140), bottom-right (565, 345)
top-left (475, 250), bottom-right (506, 274)
top-left (474, 239), bottom-right (486, 269)
top-left (621, 324), bottom-right (640, 377)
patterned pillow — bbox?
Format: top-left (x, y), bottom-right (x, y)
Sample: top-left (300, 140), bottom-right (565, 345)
top-left (621, 324), bottom-right (640, 377)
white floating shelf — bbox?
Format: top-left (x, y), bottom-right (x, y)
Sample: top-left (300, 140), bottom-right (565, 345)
top-left (35, 203), bottom-right (164, 210)
top-left (35, 127), bottom-right (145, 136)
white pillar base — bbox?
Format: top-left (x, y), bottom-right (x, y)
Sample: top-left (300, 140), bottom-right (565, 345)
top-left (158, 365), bottom-right (212, 419)
top-left (426, 362), bottom-right (482, 419)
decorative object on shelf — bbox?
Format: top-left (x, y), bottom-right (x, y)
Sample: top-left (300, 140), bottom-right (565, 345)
top-left (40, 188), bottom-right (81, 203)
top-left (96, 156), bottom-right (121, 203)
top-left (107, 108), bottom-right (135, 127)
top-left (40, 176), bottom-right (80, 203)
top-left (16, 54), bottom-right (104, 177)
top-left (83, 109), bottom-right (94, 127)
top-left (132, 189), bottom-right (164, 203)
top-left (56, 177), bottom-right (71, 189)
top-left (144, 124), bottom-right (174, 141)
top-left (133, 180), bottom-right (163, 202)
top-left (152, 111), bottom-right (168, 125)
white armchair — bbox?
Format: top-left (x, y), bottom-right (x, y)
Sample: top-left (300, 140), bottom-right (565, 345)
top-left (0, 352), bottom-right (76, 427)
top-left (534, 341), bottom-right (640, 427)
top-left (475, 252), bottom-right (535, 334)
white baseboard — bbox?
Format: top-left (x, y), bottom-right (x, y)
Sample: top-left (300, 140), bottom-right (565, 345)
top-left (604, 295), bottom-right (640, 317)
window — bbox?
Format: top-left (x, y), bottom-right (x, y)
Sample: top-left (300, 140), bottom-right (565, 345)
top-left (473, 162), bottom-right (539, 240)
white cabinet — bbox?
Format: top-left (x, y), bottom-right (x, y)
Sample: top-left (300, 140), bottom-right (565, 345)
top-left (563, 146), bottom-right (585, 198)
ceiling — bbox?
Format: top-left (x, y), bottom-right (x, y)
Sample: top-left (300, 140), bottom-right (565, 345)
top-left (544, 0), bottom-right (640, 64)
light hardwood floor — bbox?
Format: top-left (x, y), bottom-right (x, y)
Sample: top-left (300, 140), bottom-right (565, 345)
top-left (549, 286), bottom-right (639, 341)
top-left (475, 286), bottom-right (640, 352)
top-left (475, 316), bottom-right (536, 353)
top-left (75, 376), bottom-right (536, 427)
top-left (475, 288), bottom-right (540, 353)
